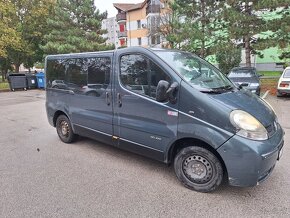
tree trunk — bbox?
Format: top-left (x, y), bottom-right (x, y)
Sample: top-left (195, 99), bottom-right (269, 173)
top-left (15, 64), bottom-right (20, 73)
top-left (244, 36), bottom-right (251, 67)
top-left (1, 71), bottom-right (5, 82)
top-left (200, 0), bottom-right (206, 58)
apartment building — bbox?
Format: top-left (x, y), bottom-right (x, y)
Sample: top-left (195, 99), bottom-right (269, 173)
top-left (102, 17), bottom-right (119, 48)
top-left (113, 0), bottom-right (169, 48)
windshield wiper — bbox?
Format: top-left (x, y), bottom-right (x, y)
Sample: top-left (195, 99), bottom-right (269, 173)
top-left (212, 85), bottom-right (234, 92)
top-left (200, 89), bottom-right (223, 94)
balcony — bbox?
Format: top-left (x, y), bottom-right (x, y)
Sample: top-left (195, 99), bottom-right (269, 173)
top-left (116, 13), bottom-right (127, 22)
top-left (118, 31), bottom-right (127, 38)
top-left (146, 5), bottom-right (161, 15)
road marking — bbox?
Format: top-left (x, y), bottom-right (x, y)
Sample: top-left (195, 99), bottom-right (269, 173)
top-left (262, 90), bottom-right (269, 99)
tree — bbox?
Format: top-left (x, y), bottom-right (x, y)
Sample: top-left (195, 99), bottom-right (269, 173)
top-left (4, 0), bottom-right (55, 73)
top-left (42, 0), bottom-right (113, 55)
top-left (224, 0), bottom-right (290, 67)
top-left (216, 43), bottom-right (242, 74)
top-left (171, 0), bottom-right (227, 58)
top-left (158, 1), bottom-right (185, 49)
top-left (0, 0), bottom-right (21, 58)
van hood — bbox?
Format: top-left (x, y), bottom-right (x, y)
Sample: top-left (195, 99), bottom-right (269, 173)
top-left (210, 90), bottom-right (275, 127)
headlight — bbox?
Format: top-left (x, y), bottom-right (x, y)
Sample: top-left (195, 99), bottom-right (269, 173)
top-left (249, 83), bottom-right (259, 87)
top-left (230, 110), bottom-right (268, 140)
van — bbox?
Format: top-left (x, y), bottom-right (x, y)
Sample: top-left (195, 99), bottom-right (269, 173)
top-left (45, 47), bottom-right (284, 192)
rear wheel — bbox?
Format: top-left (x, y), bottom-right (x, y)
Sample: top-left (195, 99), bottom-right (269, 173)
top-left (56, 115), bottom-right (77, 143)
top-left (174, 146), bottom-right (223, 192)
top-left (277, 91), bottom-right (282, 97)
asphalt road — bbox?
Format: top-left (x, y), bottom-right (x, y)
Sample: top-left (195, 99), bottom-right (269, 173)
top-left (0, 90), bottom-right (289, 218)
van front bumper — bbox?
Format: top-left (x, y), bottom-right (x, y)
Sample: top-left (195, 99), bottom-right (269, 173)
top-left (217, 124), bottom-right (284, 187)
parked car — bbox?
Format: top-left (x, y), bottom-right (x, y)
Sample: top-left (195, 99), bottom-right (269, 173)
top-left (45, 47), bottom-right (284, 192)
top-left (277, 67), bottom-right (290, 97)
top-left (228, 67), bottom-right (261, 96)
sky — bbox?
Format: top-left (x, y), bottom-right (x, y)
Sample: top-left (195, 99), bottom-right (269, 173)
top-left (94, 0), bottom-right (143, 18)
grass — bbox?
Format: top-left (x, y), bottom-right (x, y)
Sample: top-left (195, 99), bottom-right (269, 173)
top-left (258, 71), bottom-right (282, 77)
top-left (0, 82), bottom-right (9, 90)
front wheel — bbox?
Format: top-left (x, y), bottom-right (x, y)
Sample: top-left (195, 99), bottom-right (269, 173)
top-left (56, 115), bottom-right (77, 143)
top-left (174, 146), bottom-right (223, 192)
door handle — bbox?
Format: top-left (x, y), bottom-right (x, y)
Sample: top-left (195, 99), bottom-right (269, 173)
top-left (117, 93), bottom-right (122, 107)
top-left (105, 92), bottom-right (110, 106)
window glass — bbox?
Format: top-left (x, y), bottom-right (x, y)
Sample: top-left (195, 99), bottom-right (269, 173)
top-left (87, 57), bottom-right (111, 97)
top-left (120, 54), bottom-right (171, 99)
top-left (46, 59), bottom-right (66, 89)
top-left (46, 57), bottom-right (111, 97)
top-left (138, 38), bottom-right (142, 45)
top-left (137, 20), bottom-right (141, 29)
top-left (155, 51), bottom-right (233, 92)
top-left (283, 69), bottom-right (290, 78)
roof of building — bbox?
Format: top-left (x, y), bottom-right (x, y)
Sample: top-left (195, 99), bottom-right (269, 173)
top-left (113, 1), bottom-right (146, 12)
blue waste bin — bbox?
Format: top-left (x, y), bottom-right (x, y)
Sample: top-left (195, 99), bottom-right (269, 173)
top-left (36, 72), bottom-right (45, 89)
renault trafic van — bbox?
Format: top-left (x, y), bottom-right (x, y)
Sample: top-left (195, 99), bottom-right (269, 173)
top-left (45, 47), bottom-right (284, 192)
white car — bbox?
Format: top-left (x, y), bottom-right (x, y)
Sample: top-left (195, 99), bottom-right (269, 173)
top-left (277, 67), bottom-right (290, 97)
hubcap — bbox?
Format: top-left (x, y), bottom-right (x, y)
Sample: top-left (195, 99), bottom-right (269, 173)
top-left (60, 121), bottom-right (69, 137)
top-left (183, 155), bottom-right (212, 184)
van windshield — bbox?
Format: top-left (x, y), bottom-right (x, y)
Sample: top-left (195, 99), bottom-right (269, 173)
top-left (154, 50), bottom-right (234, 93)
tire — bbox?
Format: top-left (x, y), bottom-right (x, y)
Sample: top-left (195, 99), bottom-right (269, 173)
top-left (174, 146), bottom-right (223, 192)
top-left (277, 91), bottom-right (282, 97)
top-left (56, 115), bottom-right (77, 143)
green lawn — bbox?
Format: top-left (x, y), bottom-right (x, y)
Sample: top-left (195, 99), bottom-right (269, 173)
top-left (258, 71), bottom-right (282, 77)
top-left (0, 82), bottom-right (9, 90)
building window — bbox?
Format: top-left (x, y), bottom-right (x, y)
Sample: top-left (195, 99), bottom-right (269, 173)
top-left (137, 20), bottom-right (141, 29)
top-left (157, 35), bottom-right (161, 44)
top-left (138, 38), bottom-right (142, 45)
top-left (151, 36), bottom-right (156, 45)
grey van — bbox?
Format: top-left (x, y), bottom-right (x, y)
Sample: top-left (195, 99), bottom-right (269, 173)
top-left (45, 47), bottom-right (284, 192)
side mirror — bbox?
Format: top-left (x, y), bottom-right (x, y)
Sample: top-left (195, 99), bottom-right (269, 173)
top-left (166, 82), bottom-right (179, 104)
top-left (156, 80), bottom-right (170, 102)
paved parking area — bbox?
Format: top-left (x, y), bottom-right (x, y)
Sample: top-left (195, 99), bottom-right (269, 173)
top-left (0, 90), bottom-right (289, 218)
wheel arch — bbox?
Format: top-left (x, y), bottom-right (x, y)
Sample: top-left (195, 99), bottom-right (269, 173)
top-left (53, 110), bottom-right (70, 127)
top-left (167, 137), bottom-right (228, 176)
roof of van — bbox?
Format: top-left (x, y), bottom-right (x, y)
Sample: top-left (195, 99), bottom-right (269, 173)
top-left (45, 47), bottom-right (190, 60)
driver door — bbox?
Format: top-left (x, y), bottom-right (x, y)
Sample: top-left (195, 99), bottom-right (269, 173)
top-left (113, 50), bottom-right (181, 161)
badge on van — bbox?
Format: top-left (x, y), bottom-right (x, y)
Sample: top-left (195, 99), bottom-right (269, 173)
top-left (167, 110), bottom-right (178, 117)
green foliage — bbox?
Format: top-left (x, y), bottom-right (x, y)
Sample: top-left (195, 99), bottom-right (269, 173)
top-left (0, 0), bottom-right (21, 58)
top-left (3, 0), bottom-right (55, 72)
top-left (168, 0), bottom-right (227, 58)
top-left (224, 0), bottom-right (290, 66)
top-left (42, 0), bottom-right (113, 54)
top-left (216, 43), bottom-right (242, 74)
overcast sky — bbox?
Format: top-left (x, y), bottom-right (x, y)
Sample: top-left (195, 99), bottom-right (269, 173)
top-left (94, 0), bottom-right (143, 18)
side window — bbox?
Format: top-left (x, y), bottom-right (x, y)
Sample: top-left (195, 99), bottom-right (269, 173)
top-left (87, 57), bottom-right (111, 97)
top-left (120, 54), bottom-right (171, 99)
top-left (47, 57), bottom-right (111, 97)
top-left (66, 58), bottom-right (88, 95)
top-left (46, 59), bottom-right (66, 89)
